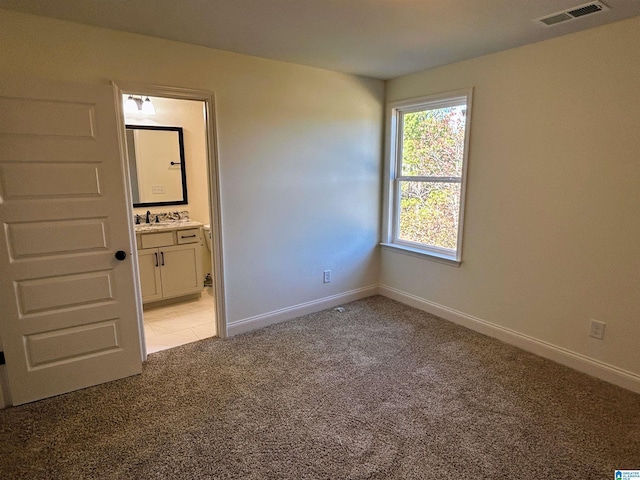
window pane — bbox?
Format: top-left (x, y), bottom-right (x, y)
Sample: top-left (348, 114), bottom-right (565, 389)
top-left (401, 106), bottom-right (466, 177)
top-left (398, 181), bottom-right (460, 250)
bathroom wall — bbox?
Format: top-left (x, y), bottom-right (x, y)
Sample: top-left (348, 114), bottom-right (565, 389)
top-left (0, 9), bottom-right (384, 326)
top-left (381, 16), bottom-right (640, 385)
top-left (125, 96), bottom-right (209, 225)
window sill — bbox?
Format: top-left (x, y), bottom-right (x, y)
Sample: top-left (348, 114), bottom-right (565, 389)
top-left (380, 243), bottom-right (461, 267)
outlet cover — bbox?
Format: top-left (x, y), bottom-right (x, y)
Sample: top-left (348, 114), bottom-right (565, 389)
top-left (323, 270), bottom-right (331, 283)
top-left (589, 319), bottom-right (606, 340)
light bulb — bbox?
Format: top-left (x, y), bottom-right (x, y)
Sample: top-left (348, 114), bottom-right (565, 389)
top-left (124, 95), bottom-right (138, 113)
top-left (142, 97), bottom-right (156, 115)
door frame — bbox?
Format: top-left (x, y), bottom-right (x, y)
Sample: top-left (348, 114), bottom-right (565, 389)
top-left (112, 81), bottom-right (227, 355)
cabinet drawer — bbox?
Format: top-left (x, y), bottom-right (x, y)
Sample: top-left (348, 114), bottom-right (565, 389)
top-left (140, 231), bottom-right (174, 249)
top-left (176, 228), bottom-right (200, 244)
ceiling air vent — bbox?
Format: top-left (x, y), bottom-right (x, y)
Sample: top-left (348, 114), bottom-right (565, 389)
top-left (536, 1), bottom-right (609, 27)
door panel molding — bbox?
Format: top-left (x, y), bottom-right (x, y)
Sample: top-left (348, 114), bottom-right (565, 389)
top-left (25, 319), bottom-right (121, 369)
top-left (6, 218), bottom-right (108, 259)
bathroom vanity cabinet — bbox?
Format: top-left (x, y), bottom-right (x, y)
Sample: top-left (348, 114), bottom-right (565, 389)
top-left (136, 226), bottom-right (203, 304)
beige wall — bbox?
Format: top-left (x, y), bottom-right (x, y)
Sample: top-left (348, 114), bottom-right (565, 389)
top-left (382, 17), bottom-right (640, 378)
top-left (0, 9), bottom-right (384, 323)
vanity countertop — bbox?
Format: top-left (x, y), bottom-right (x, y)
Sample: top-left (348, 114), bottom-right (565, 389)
top-left (134, 220), bottom-right (203, 233)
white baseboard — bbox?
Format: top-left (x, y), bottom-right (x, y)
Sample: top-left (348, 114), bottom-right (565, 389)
top-left (227, 285), bottom-right (379, 337)
top-left (379, 284), bottom-right (640, 394)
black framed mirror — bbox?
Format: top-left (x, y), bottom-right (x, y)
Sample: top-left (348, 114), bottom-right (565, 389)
top-left (126, 125), bottom-right (188, 207)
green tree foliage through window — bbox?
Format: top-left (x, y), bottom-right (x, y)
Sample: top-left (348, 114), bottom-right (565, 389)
top-left (396, 103), bottom-right (467, 251)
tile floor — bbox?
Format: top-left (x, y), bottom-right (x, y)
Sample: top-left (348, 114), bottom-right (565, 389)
top-left (143, 287), bottom-right (217, 354)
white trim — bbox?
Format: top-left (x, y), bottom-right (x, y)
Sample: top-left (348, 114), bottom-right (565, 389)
top-left (227, 286), bottom-right (379, 337)
top-left (378, 284), bottom-right (640, 394)
top-left (112, 81), bottom-right (228, 350)
top-left (380, 243), bottom-right (461, 266)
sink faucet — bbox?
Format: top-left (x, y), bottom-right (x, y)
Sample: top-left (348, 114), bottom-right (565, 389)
top-left (146, 210), bottom-right (151, 224)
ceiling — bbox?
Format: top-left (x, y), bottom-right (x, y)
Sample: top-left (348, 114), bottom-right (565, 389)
top-left (1, 0), bottom-right (639, 79)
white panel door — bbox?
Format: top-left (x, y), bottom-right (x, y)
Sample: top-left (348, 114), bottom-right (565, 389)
top-left (0, 75), bottom-right (142, 405)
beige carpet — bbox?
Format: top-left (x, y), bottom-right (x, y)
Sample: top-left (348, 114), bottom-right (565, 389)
top-left (1, 296), bottom-right (638, 479)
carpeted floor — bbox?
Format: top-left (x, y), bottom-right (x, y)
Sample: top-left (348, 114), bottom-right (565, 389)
top-left (1, 296), bottom-right (638, 479)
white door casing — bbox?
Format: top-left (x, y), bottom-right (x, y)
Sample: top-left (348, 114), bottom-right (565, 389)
top-left (0, 75), bottom-right (142, 405)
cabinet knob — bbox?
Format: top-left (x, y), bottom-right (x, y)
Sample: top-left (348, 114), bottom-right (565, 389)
top-left (115, 250), bottom-right (127, 261)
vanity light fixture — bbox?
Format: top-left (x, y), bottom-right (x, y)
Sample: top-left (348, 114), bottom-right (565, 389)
top-left (124, 95), bottom-right (156, 115)
top-left (141, 96), bottom-right (156, 115)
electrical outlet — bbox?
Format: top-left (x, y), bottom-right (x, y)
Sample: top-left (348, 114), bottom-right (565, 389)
top-left (589, 319), bottom-right (606, 340)
top-left (323, 270), bottom-right (331, 283)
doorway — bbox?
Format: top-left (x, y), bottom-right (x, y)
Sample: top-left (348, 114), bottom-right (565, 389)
top-left (115, 83), bottom-right (226, 357)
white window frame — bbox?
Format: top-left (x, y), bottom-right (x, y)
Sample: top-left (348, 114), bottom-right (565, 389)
top-left (381, 88), bottom-right (473, 266)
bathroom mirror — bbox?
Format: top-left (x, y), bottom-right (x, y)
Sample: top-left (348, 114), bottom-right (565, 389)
top-left (126, 125), bottom-right (188, 207)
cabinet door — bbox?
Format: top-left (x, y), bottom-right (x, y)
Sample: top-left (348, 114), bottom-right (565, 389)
top-left (138, 249), bottom-right (162, 303)
top-left (159, 243), bottom-right (203, 299)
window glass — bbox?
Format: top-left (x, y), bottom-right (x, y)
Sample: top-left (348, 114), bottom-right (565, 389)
top-left (400, 106), bottom-right (467, 178)
top-left (397, 181), bottom-right (461, 250)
